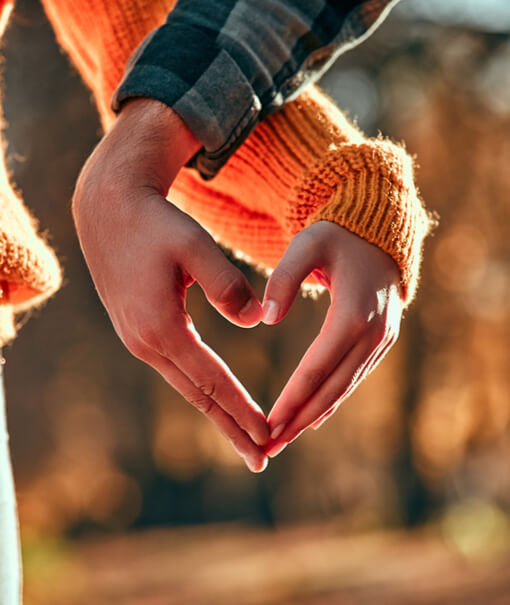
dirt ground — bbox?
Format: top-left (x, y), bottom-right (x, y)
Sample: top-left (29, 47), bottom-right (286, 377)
top-left (22, 523), bottom-right (510, 604)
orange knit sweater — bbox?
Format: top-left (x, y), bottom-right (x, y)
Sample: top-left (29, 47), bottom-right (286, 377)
top-left (0, 0), bottom-right (61, 344)
top-left (0, 0), bottom-right (432, 345)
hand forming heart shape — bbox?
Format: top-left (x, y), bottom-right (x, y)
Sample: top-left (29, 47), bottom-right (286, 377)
top-left (178, 219), bottom-right (403, 473)
top-left (73, 100), bottom-right (404, 474)
top-left (259, 221), bottom-right (402, 465)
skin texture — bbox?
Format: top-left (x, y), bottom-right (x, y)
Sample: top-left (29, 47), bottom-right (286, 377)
top-left (72, 98), bottom-right (404, 471)
top-left (72, 99), bottom-right (269, 473)
top-left (262, 221), bottom-right (403, 458)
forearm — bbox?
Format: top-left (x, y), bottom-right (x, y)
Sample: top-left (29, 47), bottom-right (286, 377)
top-left (73, 97), bottom-right (200, 219)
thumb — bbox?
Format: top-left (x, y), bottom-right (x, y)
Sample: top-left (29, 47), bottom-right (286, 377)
top-left (262, 231), bottom-right (323, 325)
top-left (187, 236), bottom-right (262, 327)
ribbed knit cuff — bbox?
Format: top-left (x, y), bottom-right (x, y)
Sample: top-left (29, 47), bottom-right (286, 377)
top-left (0, 190), bottom-right (62, 310)
top-left (172, 86), bottom-right (433, 305)
top-left (262, 88), bottom-right (432, 304)
top-left (298, 141), bottom-right (431, 303)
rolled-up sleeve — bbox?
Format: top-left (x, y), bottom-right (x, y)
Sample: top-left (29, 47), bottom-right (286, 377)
top-left (112, 0), bottom-right (400, 179)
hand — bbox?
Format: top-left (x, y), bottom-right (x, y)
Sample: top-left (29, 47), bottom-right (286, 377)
top-left (72, 99), bottom-right (269, 472)
top-left (263, 221), bottom-right (403, 457)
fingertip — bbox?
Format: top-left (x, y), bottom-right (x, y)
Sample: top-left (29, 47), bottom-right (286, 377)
top-left (267, 408), bottom-right (288, 435)
top-left (262, 300), bottom-right (280, 325)
top-left (255, 457), bottom-right (269, 473)
top-left (238, 297), bottom-right (263, 326)
top-left (251, 420), bottom-right (270, 447)
top-left (266, 441), bottom-right (288, 459)
top-left (245, 455), bottom-right (269, 473)
top-left (270, 423), bottom-right (285, 440)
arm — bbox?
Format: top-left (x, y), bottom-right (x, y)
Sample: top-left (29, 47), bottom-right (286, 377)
top-left (45, 0), bottom-right (431, 463)
top-left (72, 98), bottom-right (269, 473)
top-left (112, 0), bottom-right (402, 178)
top-left (0, 0), bottom-right (61, 344)
top-left (107, 0), bottom-right (432, 454)
top-left (0, 3), bottom-right (62, 603)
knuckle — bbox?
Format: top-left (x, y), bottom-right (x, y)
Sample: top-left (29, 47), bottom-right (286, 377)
top-left (135, 314), bottom-right (186, 357)
top-left (294, 227), bottom-right (317, 247)
top-left (137, 322), bottom-right (161, 351)
top-left (270, 265), bottom-right (296, 292)
top-left (123, 336), bottom-right (147, 361)
top-left (349, 312), bottom-right (367, 337)
top-left (179, 224), bottom-right (206, 251)
top-left (214, 270), bottom-right (247, 306)
top-left (189, 393), bottom-right (214, 416)
top-left (196, 382), bottom-right (217, 400)
top-left (307, 367), bottom-right (327, 391)
top-left (295, 227), bottom-right (326, 260)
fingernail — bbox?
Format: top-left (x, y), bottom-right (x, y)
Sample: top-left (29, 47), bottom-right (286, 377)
top-left (263, 300), bottom-right (279, 325)
top-left (267, 442), bottom-right (288, 459)
top-left (239, 298), bottom-right (261, 324)
top-left (252, 429), bottom-right (270, 447)
top-left (270, 423), bottom-right (285, 440)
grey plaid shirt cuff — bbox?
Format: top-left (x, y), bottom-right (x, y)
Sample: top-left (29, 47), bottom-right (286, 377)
top-left (112, 0), bottom-right (400, 179)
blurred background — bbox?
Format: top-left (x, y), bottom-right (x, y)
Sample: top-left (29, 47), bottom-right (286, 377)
top-left (3, 0), bottom-right (510, 602)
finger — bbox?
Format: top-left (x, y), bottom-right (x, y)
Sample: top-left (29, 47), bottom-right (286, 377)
top-left (363, 332), bottom-right (396, 377)
top-left (186, 234), bottom-right (262, 327)
top-left (266, 301), bottom-right (358, 440)
top-left (262, 230), bottom-right (325, 325)
top-left (310, 405), bottom-right (337, 431)
top-left (266, 338), bottom-right (371, 457)
top-left (309, 335), bottom-right (391, 431)
top-left (142, 348), bottom-right (268, 473)
top-left (135, 284), bottom-right (270, 448)
top-left (294, 331), bottom-right (396, 435)
top-left (158, 318), bottom-right (270, 448)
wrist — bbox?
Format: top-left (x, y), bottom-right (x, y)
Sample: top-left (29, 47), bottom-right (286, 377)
top-left (73, 99), bottom-right (201, 221)
top-left (113, 98), bottom-right (201, 193)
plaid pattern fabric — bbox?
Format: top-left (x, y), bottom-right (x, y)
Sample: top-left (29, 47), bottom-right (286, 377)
top-left (112, 0), bottom-right (400, 179)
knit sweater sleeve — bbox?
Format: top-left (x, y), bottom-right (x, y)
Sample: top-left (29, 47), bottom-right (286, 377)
top-left (41, 0), bottom-right (431, 306)
top-left (111, 0), bottom-right (401, 179)
top-left (0, 0), bottom-right (62, 344)
top-left (170, 86), bottom-right (432, 304)
top-left (108, 0), bottom-right (431, 302)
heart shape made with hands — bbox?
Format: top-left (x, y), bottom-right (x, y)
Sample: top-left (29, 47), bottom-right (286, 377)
top-left (70, 97), bottom-right (409, 475)
top-left (187, 221), bottom-right (403, 473)
top-left (70, 101), bottom-right (403, 475)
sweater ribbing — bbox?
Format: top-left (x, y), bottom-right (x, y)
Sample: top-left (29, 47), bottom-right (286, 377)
top-left (0, 0), bottom-right (432, 345)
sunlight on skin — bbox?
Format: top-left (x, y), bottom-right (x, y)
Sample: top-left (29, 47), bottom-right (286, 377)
top-left (262, 223), bottom-right (404, 460)
top-left (72, 99), bottom-right (269, 473)
top-left (186, 320), bottom-right (267, 419)
top-left (72, 97), bottom-right (404, 473)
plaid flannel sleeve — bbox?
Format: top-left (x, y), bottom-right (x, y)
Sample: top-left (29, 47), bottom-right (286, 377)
top-left (112, 0), bottom-right (400, 179)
